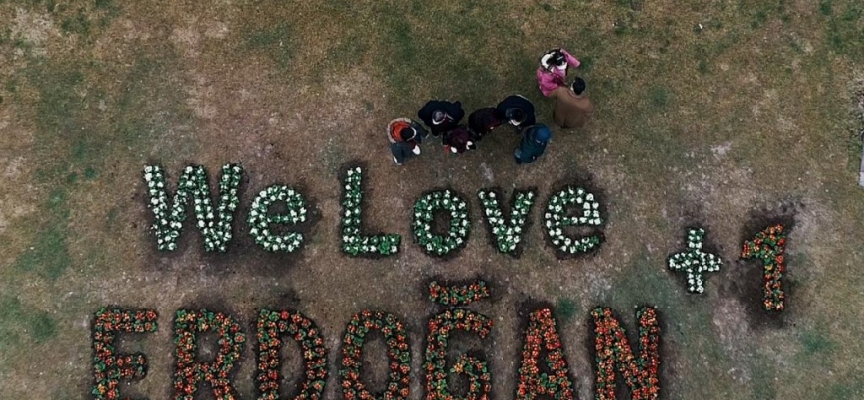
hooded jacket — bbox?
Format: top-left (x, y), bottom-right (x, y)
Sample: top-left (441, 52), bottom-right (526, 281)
top-left (536, 49), bottom-right (580, 97)
top-left (516, 124), bottom-right (551, 164)
top-left (388, 119), bottom-right (428, 164)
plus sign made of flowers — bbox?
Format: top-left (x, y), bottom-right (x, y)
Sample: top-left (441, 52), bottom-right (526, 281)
top-left (668, 228), bottom-right (723, 294)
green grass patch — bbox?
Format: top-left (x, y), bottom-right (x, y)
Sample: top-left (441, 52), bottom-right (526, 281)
top-left (244, 23), bottom-right (294, 71)
top-left (799, 329), bottom-right (835, 355)
top-left (554, 297), bottom-right (578, 322)
top-left (647, 86), bottom-right (670, 108)
top-left (0, 295), bottom-right (58, 347)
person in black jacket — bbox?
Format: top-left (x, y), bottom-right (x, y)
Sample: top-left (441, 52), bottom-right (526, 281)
top-left (417, 100), bottom-right (464, 136)
top-left (467, 107), bottom-right (503, 141)
top-left (496, 95), bottom-right (536, 130)
top-left (514, 124), bottom-right (552, 164)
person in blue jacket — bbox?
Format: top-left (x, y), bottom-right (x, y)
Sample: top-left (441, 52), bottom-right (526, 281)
top-left (514, 124), bottom-right (552, 164)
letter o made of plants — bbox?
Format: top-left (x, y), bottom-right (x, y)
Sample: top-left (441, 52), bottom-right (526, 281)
top-left (248, 185), bottom-right (308, 253)
top-left (340, 310), bottom-right (411, 400)
top-left (412, 190), bottom-right (470, 257)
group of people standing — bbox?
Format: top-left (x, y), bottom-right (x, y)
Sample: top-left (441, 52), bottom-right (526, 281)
top-left (388, 48), bottom-right (595, 166)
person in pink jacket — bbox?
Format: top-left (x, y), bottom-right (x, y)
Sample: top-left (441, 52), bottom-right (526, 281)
top-left (536, 48), bottom-right (580, 97)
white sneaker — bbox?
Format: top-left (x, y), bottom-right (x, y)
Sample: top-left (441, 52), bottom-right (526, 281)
top-left (393, 156), bottom-right (401, 165)
top-left (412, 146), bottom-right (421, 155)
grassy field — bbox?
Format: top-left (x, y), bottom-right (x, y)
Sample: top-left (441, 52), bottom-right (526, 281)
top-left (1, 0), bottom-right (863, 399)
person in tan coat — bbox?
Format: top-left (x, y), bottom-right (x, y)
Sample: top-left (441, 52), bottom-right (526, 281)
top-left (550, 77), bottom-right (595, 129)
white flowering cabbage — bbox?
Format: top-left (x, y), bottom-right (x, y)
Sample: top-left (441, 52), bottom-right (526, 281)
top-left (412, 190), bottom-right (470, 257)
top-left (668, 228), bottom-right (722, 294)
top-left (544, 186), bottom-right (604, 255)
top-left (248, 185), bottom-right (308, 253)
top-left (143, 164), bottom-right (242, 252)
top-left (341, 166), bottom-right (401, 256)
top-left (477, 189), bottom-right (535, 255)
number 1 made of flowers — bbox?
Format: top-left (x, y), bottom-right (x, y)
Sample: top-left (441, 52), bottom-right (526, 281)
top-left (741, 224), bottom-right (788, 311)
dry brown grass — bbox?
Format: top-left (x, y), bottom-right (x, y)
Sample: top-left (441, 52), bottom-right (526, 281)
top-left (0, 0), bottom-right (863, 399)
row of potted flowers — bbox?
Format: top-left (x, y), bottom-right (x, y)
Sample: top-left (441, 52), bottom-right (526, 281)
top-left (248, 185), bottom-right (308, 253)
top-left (667, 228), bottom-right (723, 294)
top-left (515, 308), bottom-right (575, 400)
top-left (143, 164), bottom-right (243, 252)
top-left (256, 309), bottom-right (328, 400)
top-left (591, 307), bottom-right (660, 400)
top-left (341, 166), bottom-right (401, 256)
top-left (92, 308), bottom-right (158, 400)
top-left (412, 190), bottom-right (471, 257)
top-left (173, 309), bottom-right (246, 400)
top-left (428, 280), bottom-right (490, 307)
top-left (477, 190), bottom-right (535, 255)
top-left (544, 186), bottom-right (603, 256)
top-left (424, 309), bottom-right (494, 400)
top-left (741, 224), bottom-right (788, 311)
top-left (340, 310), bottom-right (411, 400)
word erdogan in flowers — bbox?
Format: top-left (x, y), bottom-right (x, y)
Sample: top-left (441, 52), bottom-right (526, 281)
top-left (591, 307), bottom-right (661, 400)
top-left (91, 308), bottom-right (158, 400)
top-left (668, 228), bottom-right (723, 294)
top-left (340, 166), bottom-right (401, 256)
top-left (477, 189), bottom-right (536, 255)
top-left (255, 309), bottom-right (328, 400)
top-left (741, 224), bottom-right (789, 311)
top-left (412, 190), bottom-right (471, 257)
top-left (248, 185), bottom-right (308, 253)
top-left (90, 300), bottom-right (666, 400)
top-left (544, 186), bottom-right (604, 257)
top-left (143, 164), bottom-right (242, 252)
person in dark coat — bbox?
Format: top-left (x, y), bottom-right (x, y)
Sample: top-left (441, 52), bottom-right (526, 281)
top-left (388, 118), bottom-right (427, 165)
top-left (496, 95), bottom-right (536, 130)
top-left (514, 124), bottom-right (552, 164)
top-left (417, 100), bottom-right (464, 136)
top-left (467, 107), bottom-right (503, 141)
top-left (442, 125), bottom-right (477, 154)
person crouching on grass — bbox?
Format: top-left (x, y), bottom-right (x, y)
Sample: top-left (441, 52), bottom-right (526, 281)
top-left (537, 48), bottom-right (580, 97)
top-left (550, 77), bottom-right (595, 129)
top-left (443, 125), bottom-right (477, 154)
top-left (388, 118), bottom-right (427, 165)
top-left (514, 124), bottom-right (552, 165)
